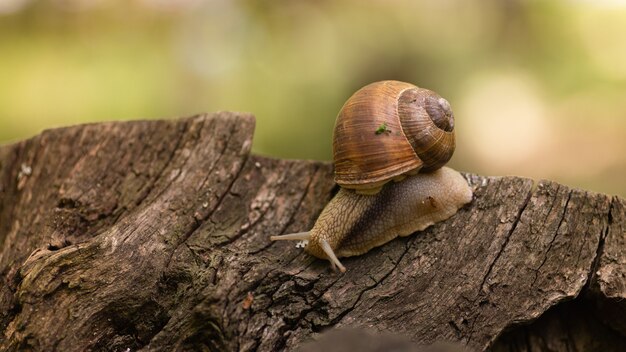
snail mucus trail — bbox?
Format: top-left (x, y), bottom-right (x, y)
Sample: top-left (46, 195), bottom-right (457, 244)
top-left (271, 81), bottom-right (473, 272)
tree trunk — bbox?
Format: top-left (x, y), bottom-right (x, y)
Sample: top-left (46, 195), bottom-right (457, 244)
top-left (0, 112), bottom-right (624, 352)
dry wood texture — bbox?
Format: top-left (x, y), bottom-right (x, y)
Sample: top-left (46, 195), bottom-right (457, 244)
top-left (0, 112), bottom-right (624, 352)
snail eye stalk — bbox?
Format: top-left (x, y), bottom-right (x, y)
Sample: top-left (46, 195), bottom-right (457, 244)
top-left (320, 239), bottom-right (346, 273)
top-left (270, 232), bottom-right (311, 241)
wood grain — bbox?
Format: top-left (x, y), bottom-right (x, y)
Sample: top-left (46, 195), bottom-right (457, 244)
top-left (0, 112), bottom-right (623, 351)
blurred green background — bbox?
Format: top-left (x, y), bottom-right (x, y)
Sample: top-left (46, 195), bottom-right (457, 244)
top-left (0, 0), bottom-right (624, 196)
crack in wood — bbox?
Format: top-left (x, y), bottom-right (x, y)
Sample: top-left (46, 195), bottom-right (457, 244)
top-left (479, 180), bottom-right (534, 292)
top-left (132, 120), bottom-right (190, 208)
top-left (530, 189), bottom-right (572, 287)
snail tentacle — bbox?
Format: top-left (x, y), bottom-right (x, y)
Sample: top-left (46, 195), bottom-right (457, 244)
top-left (270, 232), bottom-right (311, 241)
top-left (321, 239), bottom-right (346, 273)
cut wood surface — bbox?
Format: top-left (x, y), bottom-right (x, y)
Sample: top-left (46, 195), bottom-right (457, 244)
top-left (0, 112), bottom-right (624, 352)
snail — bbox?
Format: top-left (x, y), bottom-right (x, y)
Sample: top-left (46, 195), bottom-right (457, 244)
top-left (271, 81), bottom-right (472, 272)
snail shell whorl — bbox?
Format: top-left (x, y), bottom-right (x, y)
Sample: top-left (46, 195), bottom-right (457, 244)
top-left (397, 87), bottom-right (455, 172)
top-left (333, 80), bottom-right (456, 192)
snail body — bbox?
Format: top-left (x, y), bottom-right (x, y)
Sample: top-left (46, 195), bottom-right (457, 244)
top-left (271, 167), bottom-right (472, 272)
top-left (271, 80), bottom-right (472, 272)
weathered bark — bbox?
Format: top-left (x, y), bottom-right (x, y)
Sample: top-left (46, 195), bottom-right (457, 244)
top-left (0, 112), bottom-right (623, 352)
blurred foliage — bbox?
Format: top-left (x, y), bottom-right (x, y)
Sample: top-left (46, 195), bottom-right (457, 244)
top-left (0, 0), bottom-right (624, 195)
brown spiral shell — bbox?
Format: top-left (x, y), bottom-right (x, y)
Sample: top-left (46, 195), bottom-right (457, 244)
top-left (332, 80), bottom-right (455, 193)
